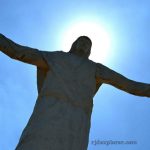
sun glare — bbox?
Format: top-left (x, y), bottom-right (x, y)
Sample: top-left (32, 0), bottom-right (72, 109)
top-left (60, 20), bottom-right (112, 63)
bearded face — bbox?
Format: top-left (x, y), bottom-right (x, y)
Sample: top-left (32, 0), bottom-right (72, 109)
top-left (69, 36), bottom-right (92, 58)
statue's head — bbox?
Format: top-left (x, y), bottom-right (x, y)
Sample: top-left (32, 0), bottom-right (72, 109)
top-left (69, 36), bottom-right (92, 58)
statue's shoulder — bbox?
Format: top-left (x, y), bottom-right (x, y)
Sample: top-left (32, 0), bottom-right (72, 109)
top-left (87, 58), bottom-right (97, 68)
top-left (40, 50), bottom-right (64, 60)
top-left (41, 50), bottom-right (63, 56)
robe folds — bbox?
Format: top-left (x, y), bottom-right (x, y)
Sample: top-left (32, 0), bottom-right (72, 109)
top-left (15, 51), bottom-right (99, 150)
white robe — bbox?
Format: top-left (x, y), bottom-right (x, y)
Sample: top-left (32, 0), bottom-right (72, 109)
top-left (15, 51), bottom-right (99, 150)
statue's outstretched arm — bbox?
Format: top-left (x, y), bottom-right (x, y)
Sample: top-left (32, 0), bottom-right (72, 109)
top-left (96, 63), bottom-right (150, 97)
top-left (0, 34), bottom-right (48, 70)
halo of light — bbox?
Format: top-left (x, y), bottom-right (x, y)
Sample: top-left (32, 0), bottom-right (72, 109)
top-left (59, 20), bottom-right (112, 63)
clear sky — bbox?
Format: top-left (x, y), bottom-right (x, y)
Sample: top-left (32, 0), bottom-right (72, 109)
top-left (0, 0), bottom-right (150, 150)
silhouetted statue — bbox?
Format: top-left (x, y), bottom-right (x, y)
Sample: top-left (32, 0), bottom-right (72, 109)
top-left (0, 33), bottom-right (150, 150)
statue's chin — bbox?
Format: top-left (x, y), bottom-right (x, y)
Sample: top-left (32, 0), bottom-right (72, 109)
top-left (74, 52), bottom-right (89, 58)
top-left (69, 48), bottom-right (89, 58)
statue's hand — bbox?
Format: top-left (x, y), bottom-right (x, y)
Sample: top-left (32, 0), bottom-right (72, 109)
top-left (0, 33), bottom-right (7, 50)
top-left (0, 33), bottom-right (3, 49)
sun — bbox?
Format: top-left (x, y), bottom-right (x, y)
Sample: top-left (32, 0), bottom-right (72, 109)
top-left (59, 20), bottom-right (112, 63)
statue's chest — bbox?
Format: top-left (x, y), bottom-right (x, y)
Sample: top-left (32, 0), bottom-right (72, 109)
top-left (51, 53), bottom-right (96, 80)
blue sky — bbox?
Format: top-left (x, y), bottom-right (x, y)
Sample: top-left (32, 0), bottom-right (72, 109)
top-left (0, 0), bottom-right (150, 150)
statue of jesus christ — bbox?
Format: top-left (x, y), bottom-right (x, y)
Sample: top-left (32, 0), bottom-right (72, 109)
top-left (0, 33), bottom-right (150, 150)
